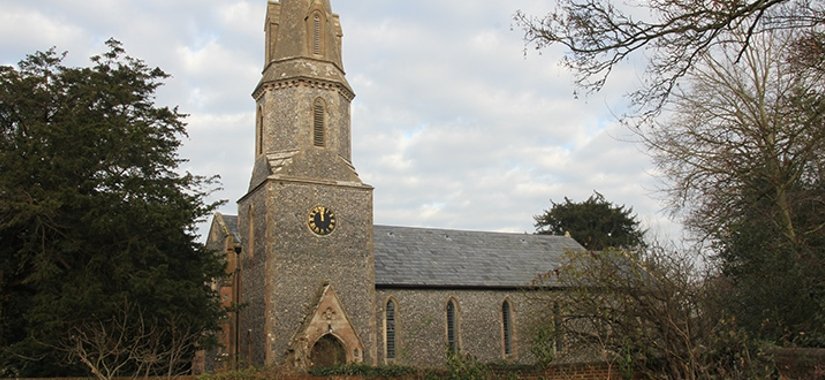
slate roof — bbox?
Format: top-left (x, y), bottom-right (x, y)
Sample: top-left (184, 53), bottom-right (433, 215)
top-left (212, 215), bottom-right (584, 289)
top-left (374, 225), bottom-right (584, 289)
top-left (206, 213), bottom-right (241, 252)
top-left (221, 215), bottom-right (241, 243)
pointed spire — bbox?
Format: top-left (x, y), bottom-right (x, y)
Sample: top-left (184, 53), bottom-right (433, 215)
top-left (263, 0), bottom-right (344, 69)
top-left (257, 0), bottom-right (350, 96)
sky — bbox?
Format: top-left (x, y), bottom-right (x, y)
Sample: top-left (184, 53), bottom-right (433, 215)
top-left (0, 0), bottom-right (684, 242)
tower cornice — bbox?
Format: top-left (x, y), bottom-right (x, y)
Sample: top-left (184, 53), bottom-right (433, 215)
top-left (252, 75), bottom-right (355, 102)
top-left (262, 55), bottom-right (347, 79)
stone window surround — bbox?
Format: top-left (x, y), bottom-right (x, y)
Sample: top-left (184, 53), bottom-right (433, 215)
top-left (307, 8), bottom-right (326, 57)
top-left (501, 298), bottom-right (516, 359)
top-left (312, 97), bottom-right (326, 147)
top-left (445, 297), bottom-right (461, 353)
top-left (554, 301), bottom-right (565, 353)
top-left (256, 105), bottom-right (263, 156)
top-left (246, 205), bottom-right (254, 259)
top-left (384, 297), bottom-right (399, 363)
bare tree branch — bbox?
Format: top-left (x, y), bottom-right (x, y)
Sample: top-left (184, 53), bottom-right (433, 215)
top-left (58, 299), bottom-right (204, 380)
top-left (547, 246), bottom-right (763, 379)
top-left (515, 0), bottom-right (824, 117)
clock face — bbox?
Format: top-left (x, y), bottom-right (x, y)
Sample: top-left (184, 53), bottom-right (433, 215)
top-left (307, 205), bottom-right (336, 236)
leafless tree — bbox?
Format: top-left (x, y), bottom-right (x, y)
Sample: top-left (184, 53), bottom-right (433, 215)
top-left (514, 0), bottom-right (824, 117)
top-left (60, 300), bottom-right (204, 380)
top-left (552, 246), bottom-right (769, 379)
top-left (631, 26), bottom-right (825, 346)
top-left (641, 28), bottom-right (824, 248)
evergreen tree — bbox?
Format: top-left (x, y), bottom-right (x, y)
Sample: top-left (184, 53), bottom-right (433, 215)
top-left (718, 172), bottom-right (825, 346)
top-left (0, 40), bottom-right (225, 377)
top-left (534, 191), bottom-right (644, 251)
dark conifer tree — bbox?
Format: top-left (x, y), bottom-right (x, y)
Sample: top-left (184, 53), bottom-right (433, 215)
top-left (0, 40), bottom-right (224, 377)
top-left (534, 191), bottom-right (644, 251)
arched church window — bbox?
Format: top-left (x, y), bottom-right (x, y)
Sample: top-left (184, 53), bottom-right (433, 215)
top-left (385, 299), bottom-right (397, 360)
top-left (446, 299), bottom-right (459, 353)
top-left (247, 206), bottom-right (255, 259)
top-left (554, 302), bottom-right (564, 352)
top-left (502, 300), bottom-right (513, 356)
top-left (256, 106), bottom-right (263, 155)
top-left (312, 12), bottom-right (323, 55)
top-left (313, 98), bottom-right (325, 147)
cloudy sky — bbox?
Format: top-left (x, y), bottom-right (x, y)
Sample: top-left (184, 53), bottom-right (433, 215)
top-left (1, 0), bottom-right (684, 242)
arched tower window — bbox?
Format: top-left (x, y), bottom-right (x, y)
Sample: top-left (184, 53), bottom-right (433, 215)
top-left (385, 299), bottom-right (397, 360)
top-left (309, 10), bottom-right (324, 56)
top-left (247, 206), bottom-right (255, 259)
top-left (312, 13), bottom-right (322, 55)
top-left (313, 98), bottom-right (326, 147)
top-left (256, 106), bottom-right (263, 155)
top-left (502, 300), bottom-right (513, 356)
top-left (446, 299), bottom-right (459, 353)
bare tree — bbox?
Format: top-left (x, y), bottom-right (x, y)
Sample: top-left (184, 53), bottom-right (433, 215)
top-left (637, 27), bottom-right (825, 345)
top-left (643, 28), bottom-right (824, 250)
top-left (514, 0), bottom-right (824, 116)
top-left (551, 246), bottom-right (768, 379)
top-left (64, 304), bottom-right (149, 380)
top-left (60, 300), bottom-right (204, 380)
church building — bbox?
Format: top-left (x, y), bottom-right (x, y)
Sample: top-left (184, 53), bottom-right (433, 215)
top-left (205, 0), bottom-right (584, 371)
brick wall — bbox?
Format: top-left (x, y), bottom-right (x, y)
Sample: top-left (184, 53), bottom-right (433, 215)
top-left (770, 347), bottom-right (825, 380)
top-left (8, 363), bottom-right (620, 380)
top-left (491, 362), bottom-right (620, 380)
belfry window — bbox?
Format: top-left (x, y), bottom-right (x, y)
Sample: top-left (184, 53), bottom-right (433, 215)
top-left (313, 98), bottom-right (325, 147)
top-left (446, 299), bottom-right (459, 353)
top-left (502, 300), bottom-right (513, 356)
top-left (256, 106), bottom-right (263, 155)
top-left (385, 299), bottom-right (397, 360)
top-left (312, 12), bottom-right (322, 55)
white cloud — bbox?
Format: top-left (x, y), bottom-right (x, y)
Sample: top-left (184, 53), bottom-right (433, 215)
top-left (0, 0), bottom-right (684, 243)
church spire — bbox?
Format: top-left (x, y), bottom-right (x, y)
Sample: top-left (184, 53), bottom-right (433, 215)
top-left (259, 0), bottom-right (349, 88)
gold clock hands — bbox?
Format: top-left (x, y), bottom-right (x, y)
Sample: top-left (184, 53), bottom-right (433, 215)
top-left (308, 206), bottom-right (335, 235)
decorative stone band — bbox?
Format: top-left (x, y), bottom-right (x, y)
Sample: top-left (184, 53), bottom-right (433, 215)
top-left (253, 76), bottom-right (355, 102)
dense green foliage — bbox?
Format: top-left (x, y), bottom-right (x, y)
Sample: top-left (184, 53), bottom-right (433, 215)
top-left (201, 360), bottom-right (531, 380)
top-left (718, 165), bottom-right (825, 346)
top-left (0, 40), bottom-right (224, 376)
top-left (534, 191), bottom-right (644, 251)
top-left (308, 363), bottom-right (416, 377)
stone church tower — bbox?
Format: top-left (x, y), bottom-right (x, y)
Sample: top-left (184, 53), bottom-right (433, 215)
top-left (236, 0), bottom-right (376, 369)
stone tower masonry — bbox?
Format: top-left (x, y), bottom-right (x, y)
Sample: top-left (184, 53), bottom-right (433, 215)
top-left (236, 0), bottom-right (376, 370)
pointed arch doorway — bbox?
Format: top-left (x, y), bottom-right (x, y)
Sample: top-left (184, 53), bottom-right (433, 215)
top-left (310, 334), bottom-right (346, 368)
top-left (291, 286), bottom-right (365, 370)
